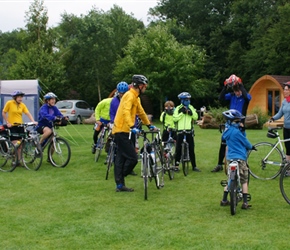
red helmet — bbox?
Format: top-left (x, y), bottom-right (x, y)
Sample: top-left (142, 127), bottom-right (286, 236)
top-left (283, 81), bottom-right (290, 87)
top-left (224, 74), bottom-right (242, 87)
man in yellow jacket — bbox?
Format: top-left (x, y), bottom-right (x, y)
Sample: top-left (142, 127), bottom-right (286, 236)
top-left (113, 75), bottom-right (156, 192)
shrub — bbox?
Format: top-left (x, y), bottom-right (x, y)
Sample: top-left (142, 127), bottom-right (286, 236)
top-left (249, 106), bottom-right (268, 129)
top-left (207, 106), bottom-right (227, 124)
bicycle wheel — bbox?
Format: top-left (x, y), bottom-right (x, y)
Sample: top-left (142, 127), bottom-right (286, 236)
top-left (182, 143), bottom-right (189, 176)
top-left (0, 139), bottom-right (17, 172)
top-left (280, 163), bottom-right (290, 204)
top-left (165, 152), bottom-right (174, 180)
top-left (142, 154), bottom-right (148, 200)
top-left (21, 139), bottom-right (43, 171)
top-left (230, 178), bottom-right (238, 215)
top-left (95, 136), bottom-right (103, 162)
top-left (154, 150), bottom-right (164, 189)
top-left (247, 142), bottom-right (283, 180)
top-left (48, 137), bottom-right (71, 168)
top-left (105, 143), bottom-right (115, 180)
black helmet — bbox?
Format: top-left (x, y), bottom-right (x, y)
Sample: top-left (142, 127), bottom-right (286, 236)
top-left (132, 75), bottom-right (148, 86)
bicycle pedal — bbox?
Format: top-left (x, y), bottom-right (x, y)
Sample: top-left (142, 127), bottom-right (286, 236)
top-left (220, 180), bottom-right (227, 187)
top-left (247, 193), bottom-right (251, 202)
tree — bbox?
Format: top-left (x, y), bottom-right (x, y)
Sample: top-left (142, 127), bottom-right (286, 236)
top-left (113, 24), bottom-right (212, 115)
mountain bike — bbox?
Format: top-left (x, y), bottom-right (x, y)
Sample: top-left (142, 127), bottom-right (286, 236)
top-left (136, 129), bottom-right (164, 200)
top-left (247, 126), bottom-right (288, 180)
top-left (0, 125), bottom-right (18, 172)
top-left (104, 136), bottom-right (116, 180)
top-left (179, 130), bottom-right (191, 176)
top-left (94, 125), bottom-right (109, 162)
top-left (162, 128), bottom-right (176, 180)
top-left (221, 160), bottom-right (250, 215)
top-left (41, 120), bottom-right (71, 168)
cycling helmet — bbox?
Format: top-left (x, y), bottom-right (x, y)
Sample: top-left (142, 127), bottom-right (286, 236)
top-left (11, 90), bottom-right (25, 97)
top-left (224, 74), bottom-right (242, 87)
top-left (283, 81), bottom-right (290, 88)
top-left (178, 92), bottom-right (191, 99)
top-left (44, 92), bottom-right (57, 100)
top-left (116, 81), bottom-right (129, 93)
top-left (222, 109), bottom-right (245, 121)
top-left (132, 75), bottom-right (148, 86)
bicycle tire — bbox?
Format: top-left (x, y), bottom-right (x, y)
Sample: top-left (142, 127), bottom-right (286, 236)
top-left (21, 139), bottom-right (43, 171)
top-left (48, 137), bottom-right (71, 168)
top-left (94, 135), bottom-right (104, 162)
top-left (105, 143), bottom-right (115, 180)
top-left (182, 143), bottom-right (189, 176)
top-left (0, 139), bottom-right (18, 172)
top-left (154, 149), bottom-right (164, 189)
top-left (143, 154), bottom-right (148, 200)
top-left (166, 153), bottom-right (174, 180)
top-left (230, 178), bottom-right (237, 215)
top-left (280, 163), bottom-right (290, 204)
top-left (247, 142), bottom-right (283, 180)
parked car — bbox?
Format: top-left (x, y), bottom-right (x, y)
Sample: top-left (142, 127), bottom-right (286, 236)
top-left (55, 100), bottom-right (94, 124)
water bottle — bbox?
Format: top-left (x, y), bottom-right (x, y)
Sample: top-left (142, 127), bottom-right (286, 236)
top-left (14, 140), bottom-right (21, 148)
top-left (150, 148), bottom-right (155, 166)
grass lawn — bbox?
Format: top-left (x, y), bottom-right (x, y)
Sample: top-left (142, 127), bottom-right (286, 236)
top-left (1, 122), bottom-right (289, 250)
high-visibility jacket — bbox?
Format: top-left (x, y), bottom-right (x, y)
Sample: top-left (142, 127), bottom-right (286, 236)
top-left (95, 98), bottom-right (112, 121)
top-left (173, 104), bottom-right (198, 131)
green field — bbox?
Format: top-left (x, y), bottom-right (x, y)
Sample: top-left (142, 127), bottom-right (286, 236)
top-left (1, 123), bottom-right (289, 250)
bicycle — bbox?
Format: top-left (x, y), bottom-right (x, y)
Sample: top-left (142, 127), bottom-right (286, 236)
top-left (104, 136), bottom-right (116, 180)
top-left (221, 160), bottom-right (251, 215)
top-left (40, 120), bottom-right (71, 168)
top-left (162, 128), bottom-right (176, 180)
top-left (179, 130), bottom-right (191, 176)
top-left (247, 126), bottom-right (288, 180)
top-left (135, 129), bottom-right (164, 200)
top-left (94, 124), bottom-right (109, 162)
top-left (0, 125), bottom-right (18, 172)
top-left (9, 123), bottom-right (43, 171)
top-left (279, 162), bottom-right (290, 204)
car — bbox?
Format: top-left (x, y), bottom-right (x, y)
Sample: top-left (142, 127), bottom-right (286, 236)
top-left (55, 100), bottom-right (94, 124)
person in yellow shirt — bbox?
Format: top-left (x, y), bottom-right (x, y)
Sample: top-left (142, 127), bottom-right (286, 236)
top-left (2, 90), bottom-right (37, 165)
top-left (112, 75), bottom-right (156, 192)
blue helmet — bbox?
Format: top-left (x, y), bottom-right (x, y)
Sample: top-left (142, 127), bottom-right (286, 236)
top-left (44, 92), bottom-right (57, 100)
top-left (222, 109), bottom-right (245, 121)
top-left (11, 90), bottom-right (25, 97)
top-left (178, 92), bottom-right (191, 99)
top-left (116, 81), bottom-right (129, 93)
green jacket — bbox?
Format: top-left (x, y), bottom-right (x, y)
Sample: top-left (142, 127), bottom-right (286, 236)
top-left (173, 104), bottom-right (198, 131)
top-left (160, 111), bottom-right (175, 129)
top-left (95, 98), bottom-right (112, 121)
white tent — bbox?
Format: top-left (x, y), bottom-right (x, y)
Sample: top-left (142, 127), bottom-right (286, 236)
top-left (0, 80), bottom-right (40, 123)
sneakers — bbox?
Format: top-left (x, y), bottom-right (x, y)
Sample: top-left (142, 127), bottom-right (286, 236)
top-left (174, 167), bottom-right (180, 172)
top-left (241, 203), bottom-right (252, 209)
top-left (220, 200), bottom-right (230, 206)
top-left (192, 167), bottom-right (201, 172)
top-left (211, 165), bottom-right (223, 172)
top-left (116, 186), bottom-right (134, 192)
top-left (91, 144), bottom-right (96, 154)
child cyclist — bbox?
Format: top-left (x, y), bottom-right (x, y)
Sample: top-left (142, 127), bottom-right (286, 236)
top-left (220, 109), bottom-right (255, 209)
top-left (160, 100), bottom-right (176, 145)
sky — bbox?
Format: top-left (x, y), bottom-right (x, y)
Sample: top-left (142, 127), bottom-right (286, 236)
top-left (0, 0), bottom-right (159, 32)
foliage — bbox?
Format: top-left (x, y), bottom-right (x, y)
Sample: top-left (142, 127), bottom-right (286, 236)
top-left (249, 106), bottom-right (269, 129)
top-left (207, 106), bottom-right (227, 124)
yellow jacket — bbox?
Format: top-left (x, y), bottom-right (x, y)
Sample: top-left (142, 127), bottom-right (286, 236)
top-left (113, 88), bottom-right (150, 134)
top-left (95, 98), bottom-right (112, 121)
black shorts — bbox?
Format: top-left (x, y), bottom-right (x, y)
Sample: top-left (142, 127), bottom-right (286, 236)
top-left (9, 126), bottom-right (25, 141)
top-left (36, 126), bottom-right (45, 134)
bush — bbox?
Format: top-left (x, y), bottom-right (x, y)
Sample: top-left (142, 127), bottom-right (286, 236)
top-left (207, 106), bottom-right (227, 124)
top-left (249, 106), bottom-right (268, 129)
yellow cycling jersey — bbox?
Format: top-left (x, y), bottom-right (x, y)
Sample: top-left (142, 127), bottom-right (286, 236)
top-left (113, 88), bottom-right (150, 134)
top-left (3, 100), bottom-right (29, 125)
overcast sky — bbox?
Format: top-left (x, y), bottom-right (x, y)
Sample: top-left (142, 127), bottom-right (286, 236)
top-left (0, 0), bottom-right (159, 32)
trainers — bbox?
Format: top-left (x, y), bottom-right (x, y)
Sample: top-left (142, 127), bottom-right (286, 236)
top-left (116, 186), bottom-right (134, 192)
top-left (220, 200), bottom-right (230, 206)
top-left (241, 203), bottom-right (252, 209)
top-left (192, 167), bottom-right (201, 172)
top-left (91, 144), bottom-right (96, 154)
top-left (174, 167), bottom-right (180, 172)
top-left (211, 165), bottom-right (223, 172)
top-left (129, 171), bottom-right (137, 176)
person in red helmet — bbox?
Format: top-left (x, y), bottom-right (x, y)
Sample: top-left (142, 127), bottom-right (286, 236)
top-left (211, 74), bottom-right (252, 173)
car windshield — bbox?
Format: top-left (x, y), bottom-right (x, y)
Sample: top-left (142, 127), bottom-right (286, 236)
top-left (56, 101), bottom-right (73, 109)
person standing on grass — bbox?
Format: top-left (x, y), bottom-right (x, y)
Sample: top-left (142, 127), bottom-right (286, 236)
top-left (220, 109), bottom-right (255, 209)
top-left (112, 74), bottom-right (156, 192)
top-left (211, 74), bottom-right (251, 173)
top-left (2, 90), bottom-right (38, 166)
top-left (173, 92), bottom-right (200, 172)
top-left (160, 100), bottom-right (176, 144)
top-left (269, 82), bottom-right (290, 162)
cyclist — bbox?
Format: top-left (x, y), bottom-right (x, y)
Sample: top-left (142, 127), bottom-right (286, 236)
top-left (269, 81), bottom-right (290, 162)
top-left (112, 74), bottom-right (156, 192)
top-left (173, 92), bottom-right (200, 172)
top-left (36, 92), bottom-right (67, 147)
top-left (91, 97), bottom-right (112, 154)
top-left (211, 74), bottom-right (252, 172)
top-left (2, 90), bottom-right (38, 165)
top-left (220, 109), bottom-right (255, 209)
top-left (160, 100), bottom-right (176, 144)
